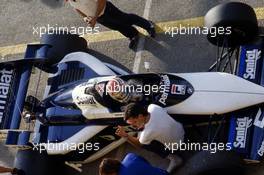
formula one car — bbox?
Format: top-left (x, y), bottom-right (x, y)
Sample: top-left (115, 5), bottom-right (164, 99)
top-left (0, 2), bottom-right (263, 175)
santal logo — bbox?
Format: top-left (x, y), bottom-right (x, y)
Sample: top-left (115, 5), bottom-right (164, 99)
top-left (258, 140), bottom-right (264, 157)
top-left (0, 69), bottom-right (13, 124)
top-left (233, 117), bottom-right (252, 148)
top-left (243, 49), bottom-right (261, 79)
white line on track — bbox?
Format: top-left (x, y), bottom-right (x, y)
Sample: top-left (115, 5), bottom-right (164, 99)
top-left (132, 0), bottom-right (153, 73)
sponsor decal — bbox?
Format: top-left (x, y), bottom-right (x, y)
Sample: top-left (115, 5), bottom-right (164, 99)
top-left (159, 75), bottom-right (170, 105)
top-left (0, 68), bottom-right (13, 125)
top-left (243, 49), bottom-right (261, 80)
top-left (171, 84), bottom-right (186, 95)
top-left (76, 95), bottom-right (96, 105)
top-left (258, 140), bottom-right (264, 157)
top-left (233, 117), bottom-right (252, 148)
top-left (254, 108), bottom-right (264, 129)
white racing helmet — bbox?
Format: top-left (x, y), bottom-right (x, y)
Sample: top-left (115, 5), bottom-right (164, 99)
top-left (106, 77), bottom-right (130, 103)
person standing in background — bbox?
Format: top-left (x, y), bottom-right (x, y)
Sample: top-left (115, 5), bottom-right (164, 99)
top-left (65, 0), bottom-right (156, 49)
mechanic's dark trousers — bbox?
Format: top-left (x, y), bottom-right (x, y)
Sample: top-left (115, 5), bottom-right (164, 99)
top-left (142, 140), bottom-right (171, 158)
top-left (97, 1), bottom-right (152, 39)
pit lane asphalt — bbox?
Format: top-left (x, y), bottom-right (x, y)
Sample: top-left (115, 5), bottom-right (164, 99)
top-left (0, 0), bottom-right (264, 175)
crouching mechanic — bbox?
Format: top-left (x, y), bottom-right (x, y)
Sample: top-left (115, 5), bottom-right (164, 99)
top-left (99, 153), bottom-right (168, 175)
top-left (115, 103), bottom-right (185, 173)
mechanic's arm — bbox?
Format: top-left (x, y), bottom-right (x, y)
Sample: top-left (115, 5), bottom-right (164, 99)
top-left (127, 135), bottom-right (142, 149)
top-left (115, 126), bottom-right (142, 149)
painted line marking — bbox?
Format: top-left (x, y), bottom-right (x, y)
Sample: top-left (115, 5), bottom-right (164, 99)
top-left (132, 0), bottom-right (153, 73)
top-left (0, 7), bottom-right (263, 59)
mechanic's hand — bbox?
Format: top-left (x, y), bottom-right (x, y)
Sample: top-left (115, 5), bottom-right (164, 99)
top-left (115, 126), bottom-right (128, 138)
top-left (88, 16), bottom-right (97, 28)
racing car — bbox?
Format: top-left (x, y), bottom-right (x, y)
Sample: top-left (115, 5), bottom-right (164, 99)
top-left (0, 2), bottom-right (263, 175)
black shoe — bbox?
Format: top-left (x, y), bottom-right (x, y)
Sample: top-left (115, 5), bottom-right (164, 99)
top-left (129, 35), bottom-right (140, 50)
top-left (147, 21), bottom-right (156, 38)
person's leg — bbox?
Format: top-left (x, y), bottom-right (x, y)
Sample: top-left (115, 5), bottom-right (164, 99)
top-left (98, 2), bottom-right (139, 39)
top-left (142, 141), bottom-right (170, 158)
top-left (97, 15), bottom-right (140, 49)
top-left (102, 1), bottom-right (156, 37)
top-left (97, 15), bottom-right (138, 39)
top-left (124, 13), bottom-right (153, 30)
top-left (166, 154), bottom-right (183, 173)
top-left (142, 141), bottom-right (183, 173)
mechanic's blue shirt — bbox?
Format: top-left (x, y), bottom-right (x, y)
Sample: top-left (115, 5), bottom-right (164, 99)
top-left (119, 153), bottom-right (168, 175)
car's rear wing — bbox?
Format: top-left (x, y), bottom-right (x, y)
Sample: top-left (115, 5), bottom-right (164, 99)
top-left (228, 36), bottom-right (264, 161)
top-left (0, 44), bottom-right (49, 130)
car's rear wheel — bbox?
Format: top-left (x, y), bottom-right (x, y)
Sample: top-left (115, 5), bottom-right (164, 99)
top-left (14, 149), bottom-right (75, 175)
top-left (40, 32), bottom-right (88, 66)
top-left (205, 2), bottom-right (258, 47)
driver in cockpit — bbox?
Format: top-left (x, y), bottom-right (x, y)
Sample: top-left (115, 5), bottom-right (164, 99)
top-left (105, 77), bottom-right (143, 104)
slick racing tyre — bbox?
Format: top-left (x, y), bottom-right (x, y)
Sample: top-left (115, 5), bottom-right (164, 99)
top-left (41, 32), bottom-right (87, 66)
top-left (205, 2), bottom-right (258, 47)
top-left (14, 149), bottom-right (75, 175)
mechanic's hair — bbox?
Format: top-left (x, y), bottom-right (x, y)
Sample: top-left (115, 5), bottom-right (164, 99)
top-left (124, 103), bottom-right (148, 121)
top-left (99, 158), bottom-right (121, 175)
